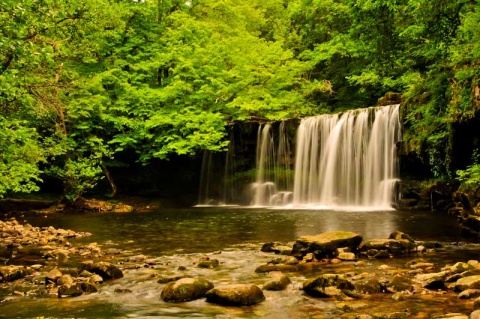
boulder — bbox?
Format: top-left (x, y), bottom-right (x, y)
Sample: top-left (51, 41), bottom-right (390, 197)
top-left (455, 276), bottom-right (480, 292)
top-left (0, 265), bottom-right (27, 282)
top-left (474, 297), bottom-right (480, 310)
top-left (57, 274), bottom-right (74, 286)
top-left (303, 274), bottom-right (355, 298)
top-left (58, 282), bottom-right (98, 298)
top-left (354, 277), bottom-right (384, 294)
top-left (197, 257), bottom-right (219, 269)
top-left (386, 275), bottom-right (413, 293)
top-left (261, 242), bottom-right (292, 255)
top-left (205, 284), bottom-right (265, 306)
top-left (449, 262), bottom-right (476, 274)
top-left (415, 271), bottom-right (448, 290)
top-left (78, 261), bottom-right (123, 280)
top-left (359, 239), bottom-right (415, 256)
top-left (161, 277), bottom-right (214, 302)
top-left (263, 273), bottom-right (291, 291)
top-left (291, 231), bottom-right (363, 259)
top-left (458, 289), bottom-right (480, 299)
top-left (471, 310), bottom-right (480, 319)
top-left (389, 231), bottom-right (415, 242)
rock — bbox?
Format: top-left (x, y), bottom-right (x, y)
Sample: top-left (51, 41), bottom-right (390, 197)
top-left (431, 314), bottom-right (468, 319)
top-left (205, 284), bottom-right (265, 306)
top-left (392, 292), bottom-right (405, 301)
top-left (268, 256), bottom-right (299, 265)
top-left (386, 275), bottom-right (413, 293)
top-left (359, 239), bottom-right (415, 256)
top-left (471, 310), bottom-right (480, 319)
top-left (458, 289), bottom-right (480, 299)
top-left (157, 275), bottom-right (187, 284)
top-left (373, 250), bottom-right (392, 259)
top-left (58, 283), bottom-right (84, 298)
top-left (80, 282), bottom-right (98, 293)
top-left (111, 204), bottom-right (134, 213)
top-left (197, 257), bottom-right (219, 269)
top-left (474, 297), bottom-right (480, 310)
top-left (415, 271), bottom-right (447, 290)
top-left (255, 264), bottom-right (299, 273)
top-left (291, 231), bottom-right (363, 259)
top-left (115, 288), bottom-right (132, 293)
top-left (450, 262), bottom-right (476, 274)
top-left (161, 277), bottom-right (214, 302)
top-left (128, 254), bottom-right (147, 262)
top-left (263, 273), bottom-right (291, 291)
top-left (58, 282), bottom-right (98, 298)
top-left (354, 277), bottom-right (384, 294)
top-left (468, 260), bottom-right (480, 270)
top-left (45, 268), bottom-right (63, 284)
top-left (455, 276), bottom-right (480, 292)
top-left (89, 274), bottom-right (103, 284)
top-left (78, 261), bottom-right (123, 280)
top-left (338, 252), bottom-right (356, 261)
top-left (410, 262), bottom-right (435, 270)
top-left (57, 274), bottom-right (74, 286)
top-left (260, 242), bottom-right (292, 255)
top-left (389, 231), bottom-right (415, 242)
top-left (302, 274), bottom-right (355, 298)
top-left (0, 265), bottom-right (27, 282)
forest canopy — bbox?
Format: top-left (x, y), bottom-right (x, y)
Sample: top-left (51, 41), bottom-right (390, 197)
top-left (1, 0), bottom-right (480, 201)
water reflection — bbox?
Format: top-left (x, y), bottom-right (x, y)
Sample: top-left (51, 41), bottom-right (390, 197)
top-left (22, 208), bottom-right (462, 257)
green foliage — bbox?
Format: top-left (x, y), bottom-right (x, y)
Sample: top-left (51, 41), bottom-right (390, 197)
top-left (0, 118), bottom-right (44, 198)
top-left (1, 0), bottom-right (480, 199)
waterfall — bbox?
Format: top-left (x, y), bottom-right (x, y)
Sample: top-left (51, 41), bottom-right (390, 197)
top-left (197, 105), bottom-right (401, 210)
top-left (292, 105), bottom-right (401, 209)
top-left (197, 127), bottom-right (237, 206)
top-left (251, 122), bottom-right (293, 206)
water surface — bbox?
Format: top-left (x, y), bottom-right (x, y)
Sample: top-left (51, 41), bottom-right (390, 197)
top-left (1, 207), bottom-right (472, 319)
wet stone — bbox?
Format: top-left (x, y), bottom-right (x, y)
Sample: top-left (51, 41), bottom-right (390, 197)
top-left (205, 284), bottom-right (265, 306)
top-left (197, 257), bottom-right (219, 269)
top-left (263, 273), bottom-right (291, 291)
top-left (161, 277), bottom-right (214, 302)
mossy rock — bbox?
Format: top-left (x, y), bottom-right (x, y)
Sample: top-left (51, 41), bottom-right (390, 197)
top-left (161, 277), bottom-right (214, 302)
top-left (291, 231), bottom-right (363, 259)
top-left (205, 284), bottom-right (265, 306)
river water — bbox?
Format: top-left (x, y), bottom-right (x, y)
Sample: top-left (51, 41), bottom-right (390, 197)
top-left (1, 207), bottom-right (476, 318)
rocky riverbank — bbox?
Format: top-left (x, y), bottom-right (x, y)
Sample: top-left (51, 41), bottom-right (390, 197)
top-left (2, 215), bottom-right (480, 318)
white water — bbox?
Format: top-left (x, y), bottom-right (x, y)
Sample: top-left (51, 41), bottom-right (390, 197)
top-left (291, 105), bottom-right (401, 209)
top-left (251, 122), bottom-right (293, 206)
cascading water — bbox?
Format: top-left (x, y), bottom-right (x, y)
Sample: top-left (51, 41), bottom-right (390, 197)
top-left (251, 122), bottom-right (293, 206)
top-left (198, 105), bottom-right (401, 210)
top-left (292, 104), bottom-right (401, 209)
top-left (197, 127), bottom-right (237, 206)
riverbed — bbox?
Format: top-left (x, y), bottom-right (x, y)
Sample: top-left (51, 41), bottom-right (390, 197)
top-left (1, 207), bottom-right (477, 318)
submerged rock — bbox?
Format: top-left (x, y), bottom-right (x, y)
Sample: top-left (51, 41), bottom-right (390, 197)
top-left (291, 231), bottom-right (363, 260)
top-left (161, 277), bottom-right (214, 302)
top-left (205, 284), bottom-right (265, 306)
